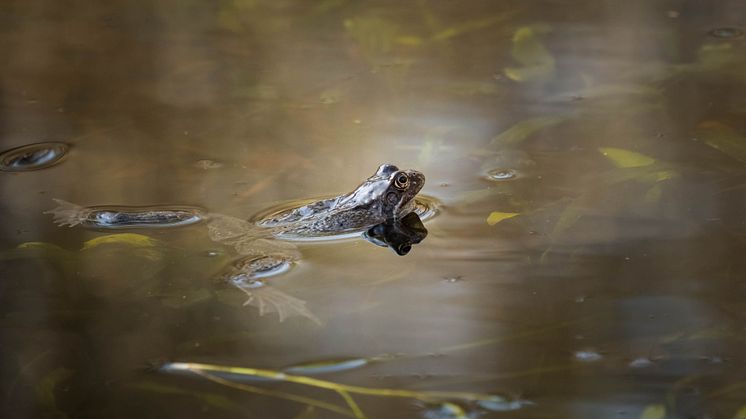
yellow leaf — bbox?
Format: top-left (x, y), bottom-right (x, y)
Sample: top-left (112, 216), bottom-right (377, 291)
top-left (598, 147), bottom-right (656, 168)
top-left (81, 233), bottom-right (159, 251)
top-left (491, 116), bottom-right (566, 146)
top-left (640, 404), bottom-right (665, 419)
top-left (487, 212), bottom-right (519, 226)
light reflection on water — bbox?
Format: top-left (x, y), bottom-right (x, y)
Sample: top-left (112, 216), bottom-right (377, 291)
top-left (2, 1), bottom-right (746, 418)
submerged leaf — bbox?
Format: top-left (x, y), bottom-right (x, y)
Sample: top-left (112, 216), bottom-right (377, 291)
top-left (81, 233), bottom-right (159, 251)
top-left (550, 201), bottom-right (584, 237)
top-left (35, 367), bottom-right (74, 412)
top-left (491, 116), bottom-right (566, 146)
top-left (695, 121), bottom-right (746, 163)
top-left (598, 147), bottom-right (656, 168)
top-left (504, 25), bottom-right (555, 82)
top-left (734, 405), bottom-right (746, 419)
top-left (487, 212), bottom-right (520, 226)
top-left (640, 404), bottom-right (666, 419)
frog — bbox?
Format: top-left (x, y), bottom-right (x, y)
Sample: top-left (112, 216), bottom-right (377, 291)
top-left (256, 163), bottom-right (426, 237)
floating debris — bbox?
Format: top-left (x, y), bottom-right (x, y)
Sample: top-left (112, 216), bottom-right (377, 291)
top-left (45, 199), bottom-right (205, 229)
top-left (708, 27), bottom-right (743, 39)
top-left (0, 142), bottom-right (69, 172)
top-left (159, 361), bottom-right (531, 419)
top-left (283, 357), bottom-right (370, 375)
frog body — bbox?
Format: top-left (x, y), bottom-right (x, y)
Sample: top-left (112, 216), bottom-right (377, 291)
top-left (258, 164), bottom-right (425, 237)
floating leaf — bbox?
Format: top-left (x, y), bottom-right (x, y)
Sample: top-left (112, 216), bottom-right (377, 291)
top-left (695, 121), bottom-right (746, 163)
top-left (487, 212), bottom-right (519, 226)
top-left (491, 116), bottom-right (565, 146)
top-left (598, 147), bottom-right (655, 168)
top-left (640, 404), bottom-right (666, 419)
top-left (504, 25), bottom-right (555, 82)
top-left (81, 233), bottom-right (159, 251)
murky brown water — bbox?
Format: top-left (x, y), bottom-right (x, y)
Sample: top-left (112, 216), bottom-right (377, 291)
top-left (3, 1), bottom-right (746, 418)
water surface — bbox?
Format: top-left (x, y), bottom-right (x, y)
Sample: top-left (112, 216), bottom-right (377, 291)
top-left (2, 1), bottom-right (746, 418)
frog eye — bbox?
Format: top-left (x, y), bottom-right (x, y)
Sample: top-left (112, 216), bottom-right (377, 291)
top-left (394, 173), bottom-right (409, 190)
top-left (385, 191), bottom-right (399, 205)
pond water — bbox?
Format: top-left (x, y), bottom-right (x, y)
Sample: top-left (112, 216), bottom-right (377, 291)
top-left (3, 1), bottom-right (746, 418)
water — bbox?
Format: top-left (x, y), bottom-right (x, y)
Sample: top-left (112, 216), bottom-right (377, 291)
top-left (2, 1), bottom-right (746, 418)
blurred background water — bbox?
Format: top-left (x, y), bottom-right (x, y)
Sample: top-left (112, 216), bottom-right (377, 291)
top-left (2, 1), bottom-right (746, 418)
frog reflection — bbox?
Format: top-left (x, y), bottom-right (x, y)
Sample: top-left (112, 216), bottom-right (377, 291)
top-left (363, 212), bottom-right (428, 255)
